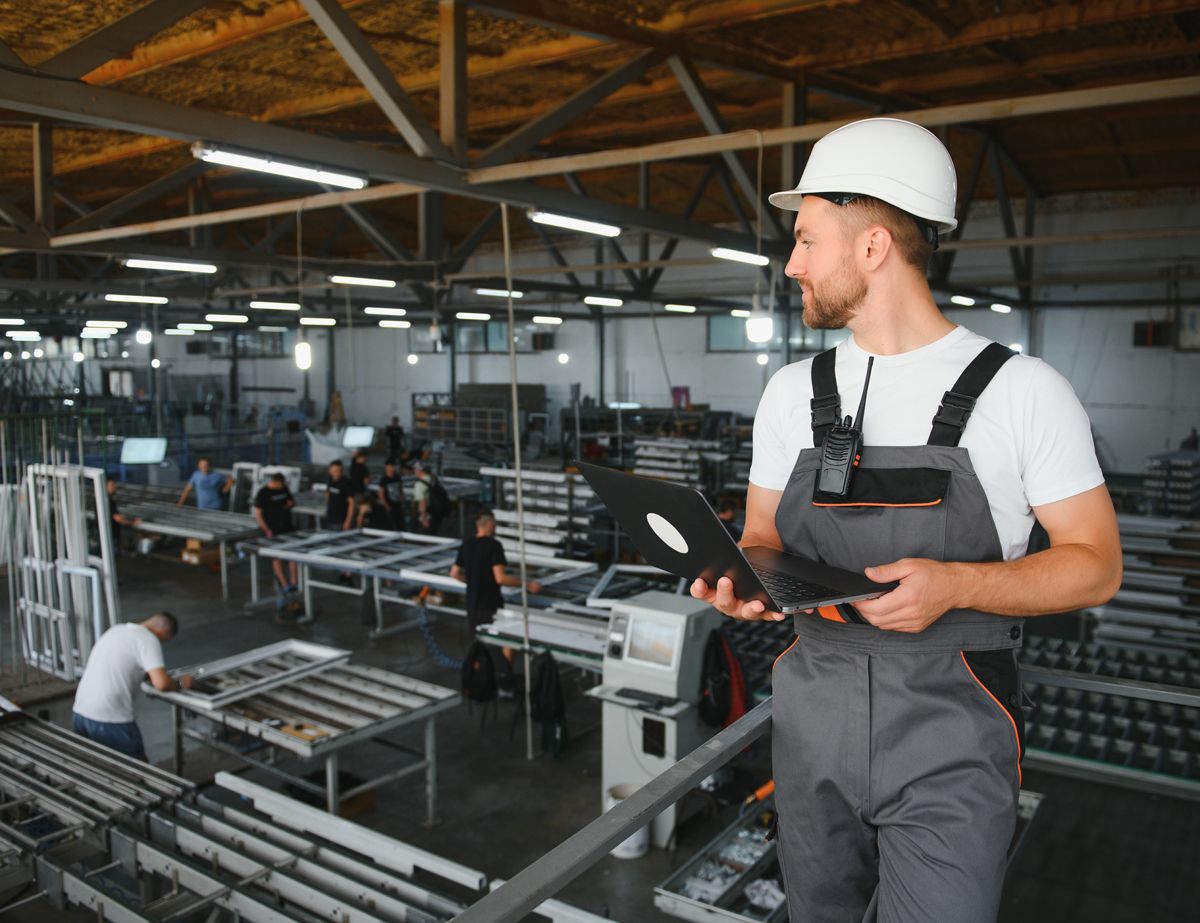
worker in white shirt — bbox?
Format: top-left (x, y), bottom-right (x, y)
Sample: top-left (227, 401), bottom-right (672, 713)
top-left (71, 612), bottom-right (191, 760)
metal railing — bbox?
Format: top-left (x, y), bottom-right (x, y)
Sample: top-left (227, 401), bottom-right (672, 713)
top-left (453, 698), bottom-right (772, 923)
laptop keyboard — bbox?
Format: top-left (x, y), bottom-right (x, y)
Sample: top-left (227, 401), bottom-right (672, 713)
top-left (752, 567), bottom-right (839, 602)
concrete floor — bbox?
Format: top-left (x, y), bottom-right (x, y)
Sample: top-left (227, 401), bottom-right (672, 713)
top-left (14, 549), bottom-right (1200, 922)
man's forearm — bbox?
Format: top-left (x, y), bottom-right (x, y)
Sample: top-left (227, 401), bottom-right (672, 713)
top-left (949, 543), bottom-right (1121, 617)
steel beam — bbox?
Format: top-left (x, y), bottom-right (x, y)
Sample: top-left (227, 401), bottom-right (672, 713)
top-left (989, 142), bottom-right (1030, 303)
top-left (59, 161), bottom-right (210, 235)
top-left (32, 126), bottom-right (53, 235)
top-left (0, 198), bottom-right (37, 234)
top-left (448, 206), bottom-right (500, 267)
top-left (668, 55), bottom-right (784, 240)
top-left (439, 0), bottom-right (468, 163)
top-left (780, 77), bottom-right (807, 192)
top-left (524, 217), bottom-right (583, 291)
top-left (476, 49), bottom-right (667, 167)
top-left (643, 162), bottom-right (719, 294)
top-left (468, 75), bottom-right (1200, 184)
top-left (0, 38), bottom-right (23, 68)
top-left (37, 0), bottom-right (212, 79)
top-left (933, 134), bottom-right (988, 286)
top-left (299, 0), bottom-right (453, 161)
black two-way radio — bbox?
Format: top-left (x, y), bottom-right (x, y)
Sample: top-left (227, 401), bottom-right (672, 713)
top-left (817, 356), bottom-right (874, 497)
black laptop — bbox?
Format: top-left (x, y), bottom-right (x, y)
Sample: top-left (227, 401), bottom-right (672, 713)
top-left (578, 462), bottom-right (896, 614)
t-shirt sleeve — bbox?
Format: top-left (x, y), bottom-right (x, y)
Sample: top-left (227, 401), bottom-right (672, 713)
top-left (137, 630), bottom-right (165, 673)
top-left (253, 488), bottom-right (267, 510)
top-left (454, 543), bottom-right (464, 567)
top-left (492, 541), bottom-right (508, 568)
top-left (1019, 360), bottom-right (1106, 507)
top-left (748, 368), bottom-right (796, 491)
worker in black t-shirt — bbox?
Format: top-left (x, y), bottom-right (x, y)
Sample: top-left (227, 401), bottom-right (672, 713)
top-left (450, 509), bottom-right (541, 640)
top-left (356, 493), bottom-right (392, 530)
top-left (324, 461), bottom-right (356, 531)
top-left (385, 417), bottom-right (405, 462)
top-left (324, 460), bottom-right (357, 586)
top-left (253, 472), bottom-right (298, 593)
top-left (349, 449), bottom-right (370, 491)
top-left (105, 478), bottom-right (142, 553)
top-left (377, 459), bottom-right (405, 531)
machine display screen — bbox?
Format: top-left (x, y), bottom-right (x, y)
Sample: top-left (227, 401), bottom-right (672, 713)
top-left (342, 426), bottom-right (375, 448)
top-left (625, 617), bottom-right (678, 668)
top-left (119, 437), bottom-right (167, 464)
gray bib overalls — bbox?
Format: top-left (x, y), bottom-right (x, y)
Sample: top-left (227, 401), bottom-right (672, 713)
top-left (772, 343), bottom-right (1025, 923)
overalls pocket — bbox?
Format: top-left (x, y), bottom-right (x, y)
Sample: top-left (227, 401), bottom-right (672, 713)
top-left (960, 648), bottom-right (1026, 785)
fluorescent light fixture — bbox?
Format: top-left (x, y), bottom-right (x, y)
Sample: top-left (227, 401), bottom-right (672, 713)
top-left (329, 274), bottom-right (395, 288)
top-left (32, 348), bottom-right (43, 358)
top-left (712, 247), bottom-right (770, 267)
top-left (105, 293), bottom-right (168, 304)
top-left (379, 320), bottom-right (411, 329)
top-left (730, 309), bottom-right (751, 318)
top-left (123, 257), bottom-right (217, 274)
top-left (0, 318), bottom-right (25, 325)
top-left (528, 210), bottom-right (620, 237)
top-left (192, 142), bottom-right (366, 190)
top-left (990, 303), bottom-right (1013, 314)
top-left (532, 316), bottom-right (563, 325)
top-left (607, 401), bottom-right (642, 410)
top-left (257, 325), bottom-right (288, 333)
top-left (1009, 342), bottom-right (1024, 353)
top-left (475, 288), bottom-right (523, 299)
top-left (164, 328), bottom-right (194, 336)
top-left (584, 295), bottom-right (623, 307)
top-left (121, 351), bottom-right (129, 359)
top-left (9, 331), bottom-right (40, 341)
top-left (205, 313), bottom-right (249, 323)
top-left (249, 300), bottom-right (300, 311)
top-left (745, 315), bottom-right (774, 344)
top-left (81, 329), bottom-right (112, 339)
top-left (363, 306), bottom-right (406, 317)
top-left (72, 351), bottom-right (85, 362)
top-left (20, 351), bottom-right (29, 360)
top-left (950, 295), bottom-right (975, 307)
top-left (1, 352), bottom-right (8, 360)
top-left (87, 320), bottom-right (128, 328)
top-left (557, 353), bottom-right (570, 364)
top-left (151, 358), bottom-right (161, 369)
top-left (299, 317), bottom-right (336, 326)
top-left (406, 354), bottom-right (419, 365)
top-left (294, 341), bottom-right (312, 370)
top-left (756, 353), bottom-right (769, 366)
top-left (135, 327), bottom-right (153, 345)
top-left (456, 312), bottom-right (490, 321)
top-left (664, 303), bottom-right (696, 314)
top-left (178, 322), bottom-right (214, 331)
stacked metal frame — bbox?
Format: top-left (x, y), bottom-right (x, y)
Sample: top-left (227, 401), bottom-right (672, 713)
top-left (15, 464), bottom-right (120, 680)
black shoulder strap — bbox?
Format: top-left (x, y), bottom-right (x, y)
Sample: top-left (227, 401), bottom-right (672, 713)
top-left (809, 348), bottom-right (841, 448)
top-left (927, 343), bottom-right (1015, 447)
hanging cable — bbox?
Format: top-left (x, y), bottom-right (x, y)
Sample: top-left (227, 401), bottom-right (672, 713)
top-left (500, 203), bottom-right (536, 761)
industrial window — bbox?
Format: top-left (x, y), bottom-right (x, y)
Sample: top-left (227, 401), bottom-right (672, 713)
top-left (455, 320), bottom-right (535, 354)
top-left (707, 315), bottom-right (846, 354)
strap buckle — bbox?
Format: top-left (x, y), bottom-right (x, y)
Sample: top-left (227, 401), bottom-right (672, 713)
top-left (931, 391), bottom-right (976, 430)
top-left (810, 394), bottom-right (841, 430)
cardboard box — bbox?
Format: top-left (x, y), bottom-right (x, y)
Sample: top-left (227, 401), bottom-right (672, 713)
top-left (181, 548), bottom-right (220, 566)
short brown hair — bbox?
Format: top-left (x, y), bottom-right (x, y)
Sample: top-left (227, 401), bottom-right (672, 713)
top-left (836, 196), bottom-right (934, 273)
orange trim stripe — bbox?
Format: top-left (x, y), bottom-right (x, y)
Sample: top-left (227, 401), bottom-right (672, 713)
top-left (960, 652), bottom-right (1023, 787)
top-left (772, 637), bottom-right (800, 672)
top-left (812, 499), bottom-right (943, 508)
top-left (817, 605), bottom-right (845, 623)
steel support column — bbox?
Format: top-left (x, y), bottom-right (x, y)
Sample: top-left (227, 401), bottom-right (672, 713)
top-left (438, 0), bottom-right (468, 163)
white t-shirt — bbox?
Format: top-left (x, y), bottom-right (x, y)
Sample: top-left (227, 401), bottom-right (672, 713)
top-left (749, 325), bottom-right (1105, 561)
top-left (72, 623), bottom-right (165, 724)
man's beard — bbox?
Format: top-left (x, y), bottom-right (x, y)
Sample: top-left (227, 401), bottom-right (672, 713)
top-left (801, 255), bottom-right (868, 330)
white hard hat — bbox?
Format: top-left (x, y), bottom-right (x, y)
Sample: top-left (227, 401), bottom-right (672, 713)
top-left (769, 117), bottom-right (958, 233)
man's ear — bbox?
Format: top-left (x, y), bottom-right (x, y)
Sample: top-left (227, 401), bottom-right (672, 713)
top-left (860, 224), bottom-right (893, 271)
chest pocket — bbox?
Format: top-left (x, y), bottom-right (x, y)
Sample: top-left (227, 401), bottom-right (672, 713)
top-left (812, 466), bottom-right (950, 508)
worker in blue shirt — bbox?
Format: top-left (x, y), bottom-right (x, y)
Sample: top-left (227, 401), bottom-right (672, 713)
top-left (176, 457), bottom-right (232, 510)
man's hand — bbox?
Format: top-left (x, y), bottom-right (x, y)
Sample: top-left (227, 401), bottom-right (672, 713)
top-left (854, 558), bottom-right (961, 633)
top-left (690, 576), bottom-right (786, 622)
top-left (180, 674), bottom-right (194, 690)
top-left (527, 580), bottom-right (542, 594)
top-left (175, 499), bottom-right (184, 508)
